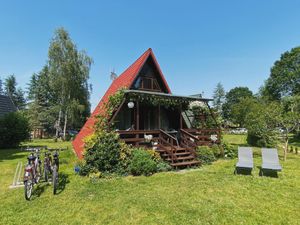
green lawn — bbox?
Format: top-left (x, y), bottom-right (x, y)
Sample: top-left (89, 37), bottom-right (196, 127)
top-left (0, 136), bottom-right (299, 225)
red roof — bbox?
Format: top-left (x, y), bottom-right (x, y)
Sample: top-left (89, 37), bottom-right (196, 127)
top-left (72, 48), bottom-right (171, 158)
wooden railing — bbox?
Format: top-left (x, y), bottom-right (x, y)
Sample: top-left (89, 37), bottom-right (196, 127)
top-left (158, 129), bottom-right (177, 163)
top-left (118, 130), bottom-right (160, 142)
top-left (180, 129), bottom-right (198, 157)
top-left (117, 128), bottom-right (221, 163)
top-left (117, 129), bottom-right (178, 163)
top-left (183, 128), bottom-right (221, 145)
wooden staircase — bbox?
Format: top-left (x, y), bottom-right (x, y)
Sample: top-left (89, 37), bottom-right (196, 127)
top-left (118, 128), bottom-right (222, 169)
top-left (157, 146), bottom-right (200, 168)
top-left (157, 129), bottom-right (200, 168)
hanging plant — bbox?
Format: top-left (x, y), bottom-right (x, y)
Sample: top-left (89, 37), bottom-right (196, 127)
top-left (189, 101), bottom-right (209, 115)
top-left (127, 92), bottom-right (189, 110)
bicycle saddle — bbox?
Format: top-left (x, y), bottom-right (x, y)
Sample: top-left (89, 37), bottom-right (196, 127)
top-left (28, 155), bottom-right (36, 161)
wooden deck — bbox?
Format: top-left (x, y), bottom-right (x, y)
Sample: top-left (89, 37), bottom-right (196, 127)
top-left (117, 128), bottom-right (220, 168)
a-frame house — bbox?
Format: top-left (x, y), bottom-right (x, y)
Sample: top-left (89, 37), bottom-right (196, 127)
top-left (73, 48), bottom-right (220, 167)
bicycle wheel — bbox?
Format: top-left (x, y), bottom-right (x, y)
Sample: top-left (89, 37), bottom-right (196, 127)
top-left (44, 167), bottom-right (49, 182)
top-left (35, 164), bottom-right (42, 183)
top-left (52, 165), bottom-right (58, 194)
top-left (24, 180), bottom-right (33, 200)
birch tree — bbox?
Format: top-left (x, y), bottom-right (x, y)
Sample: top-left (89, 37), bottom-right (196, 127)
top-left (48, 28), bottom-right (92, 139)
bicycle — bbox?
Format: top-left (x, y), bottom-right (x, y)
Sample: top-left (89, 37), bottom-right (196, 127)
top-left (52, 150), bottom-right (60, 194)
top-left (43, 151), bottom-right (52, 182)
top-left (23, 148), bottom-right (42, 200)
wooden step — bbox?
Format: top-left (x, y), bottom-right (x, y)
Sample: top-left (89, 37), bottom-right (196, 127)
top-left (156, 149), bottom-right (167, 153)
top-left (166, 155), bottom-right (195, 161)
top-left (160, 146), bottom-right (186, 151)
top-left (175, 151), bottom-right (191, 156)
top-left (161, 151), bottom-right (191, 157)
top-left (171, 160), bottom-right (200, 167)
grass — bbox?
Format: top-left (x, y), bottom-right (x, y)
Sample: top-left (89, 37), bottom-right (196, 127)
top-left (0, 136), bottom-right (300, 225)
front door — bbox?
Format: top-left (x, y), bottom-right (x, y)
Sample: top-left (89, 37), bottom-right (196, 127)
top-left (139, 105), bottom-right (158, 130)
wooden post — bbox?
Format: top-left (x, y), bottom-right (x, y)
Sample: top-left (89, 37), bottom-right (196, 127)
top-left (108, 99), bottom-right (126, 126)
top-left (180, 106), bottom-right (183, 129)
top-left (158, 104), bottom-right (161, 129)
top-left (136, 101), bottom-right (139, 146)
top-left (136, 101), bottom-right (139, 130)
top-left (205, 101), bottom-right (224, 157)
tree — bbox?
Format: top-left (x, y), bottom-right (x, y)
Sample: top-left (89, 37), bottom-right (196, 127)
top-left (222, 87), bottom-right (253, 125)
top-left (0, 77), bottom-right (3, 94)
top-left (263, 47), bottom-right (300, 100)
top-left (4, 75), bottom-right (26, 110)
top-left (48, 28), bottom-right (92, 139)
top-left (245, 101), bottom-right (282, 148)
top-left (231, 97), bottom-right (257, 128)
top-left (4, 74), bottom-right (17, 98)
top-left (212, 82), bottom-right (225, 114)
top-left (27, 66), bottom-right (57, 135)
top-left (279, 96), bottom-right (300, 161)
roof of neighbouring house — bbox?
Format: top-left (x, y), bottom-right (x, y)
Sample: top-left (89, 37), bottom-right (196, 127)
top-left (72, 48), bottom-right (171, 158)
top-left (0, 95), bottom-right (17, 117)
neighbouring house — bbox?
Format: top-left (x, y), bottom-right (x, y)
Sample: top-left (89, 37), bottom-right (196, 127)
top-left (73, 48), bottom-right (220, 167)
top-left (0, 94), bottom-right (17, 117)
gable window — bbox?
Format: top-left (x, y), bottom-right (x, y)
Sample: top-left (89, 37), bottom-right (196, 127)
top-left (139, 76), bottom-right (161, 91)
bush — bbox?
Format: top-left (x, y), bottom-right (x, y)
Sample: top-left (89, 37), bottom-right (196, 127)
top-left (157, 161), bottom-right (172, 172)
top-left (0, 112), bottom-right (30, 148)
top-left (247, 131), bottom-right (277, 147)
top-left (211, 144), bottom-right (221, 158)
top-left (196, 146), bottom-right (216, 164)
top-left (222, 141), bottom-right (238, 158)
top-left (83, 131), bottom-right (132, 175)
top-left (128, 148), bottom-right (159, 176)
top-left (74, 160), bottom-right (93, 176)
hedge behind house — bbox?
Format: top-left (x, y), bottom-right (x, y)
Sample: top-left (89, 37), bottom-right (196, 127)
top-left (0, 112), bottom-right (30, 148)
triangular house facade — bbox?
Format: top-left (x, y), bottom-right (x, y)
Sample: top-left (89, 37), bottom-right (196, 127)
top-left (73, 48), bottom-right (220, 167)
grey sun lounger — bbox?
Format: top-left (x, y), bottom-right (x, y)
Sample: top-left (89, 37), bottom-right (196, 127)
top-left (261, 148), bottom-right (282, 173)
top-left (235, 147), bottom-right (253, 174)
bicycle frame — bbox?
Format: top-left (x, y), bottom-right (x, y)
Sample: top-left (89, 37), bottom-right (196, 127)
top-left (44, 153), bottom-right (52, 172)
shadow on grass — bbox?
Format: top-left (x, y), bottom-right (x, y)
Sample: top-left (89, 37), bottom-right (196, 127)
top-left (55, 173), bottom-right (69, 195)
top-left (234, 168), bottom-right (253, 176)
top-left (33, 182), bottom-right (49, 198)
top-left (0, 149), bottom-right (26, 162)
top-left (257, 166), bottom-right (279, 178)
top-left (29, 172), bottom-right (69, 200)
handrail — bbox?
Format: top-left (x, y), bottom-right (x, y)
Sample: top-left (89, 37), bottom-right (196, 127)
top-left (180, 129), bottom-right (198, 157)
top-left (180, 129), bottom-right (200, 141)
top-left (159, 129), bottom-right (178, 163)
top-left (184, 128), bottom-right (221, 133)
top-left (159, 129), bottom-right (178, 143)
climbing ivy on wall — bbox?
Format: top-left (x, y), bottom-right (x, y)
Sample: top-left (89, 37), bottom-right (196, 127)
top-left (189, 101), bottom-right (217, 129)
top-left (94, 88), bottom-right (126, 131)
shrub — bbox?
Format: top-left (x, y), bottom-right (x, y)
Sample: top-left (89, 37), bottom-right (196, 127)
top-left (83, 130), bottom-right (132, 175)
top-left (247, 131), bottom-right (277, 147)
top-left (0, 112), bottom-right (30, 148)
top-left (222, 141), bottom-right (238, 158)
top-left (128, 148), bottom-right (158, 176)
top-left (211, 144), bottom-right (221, 158)
top-left (157, 161), bottom-right (172, 172)
top-left (196, 146), bottom-right (216, 164)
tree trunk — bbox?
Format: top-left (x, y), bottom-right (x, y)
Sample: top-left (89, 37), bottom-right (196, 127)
top-left (63, 110), bottom-right (68, 140)
top-left (284, 134), bottom-right (288, 161)
top-left (56, 109), bottom-right (62, 138)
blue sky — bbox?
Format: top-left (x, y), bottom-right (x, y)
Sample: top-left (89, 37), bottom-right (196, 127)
top-left (1, 0), bottom-right (300, 110)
